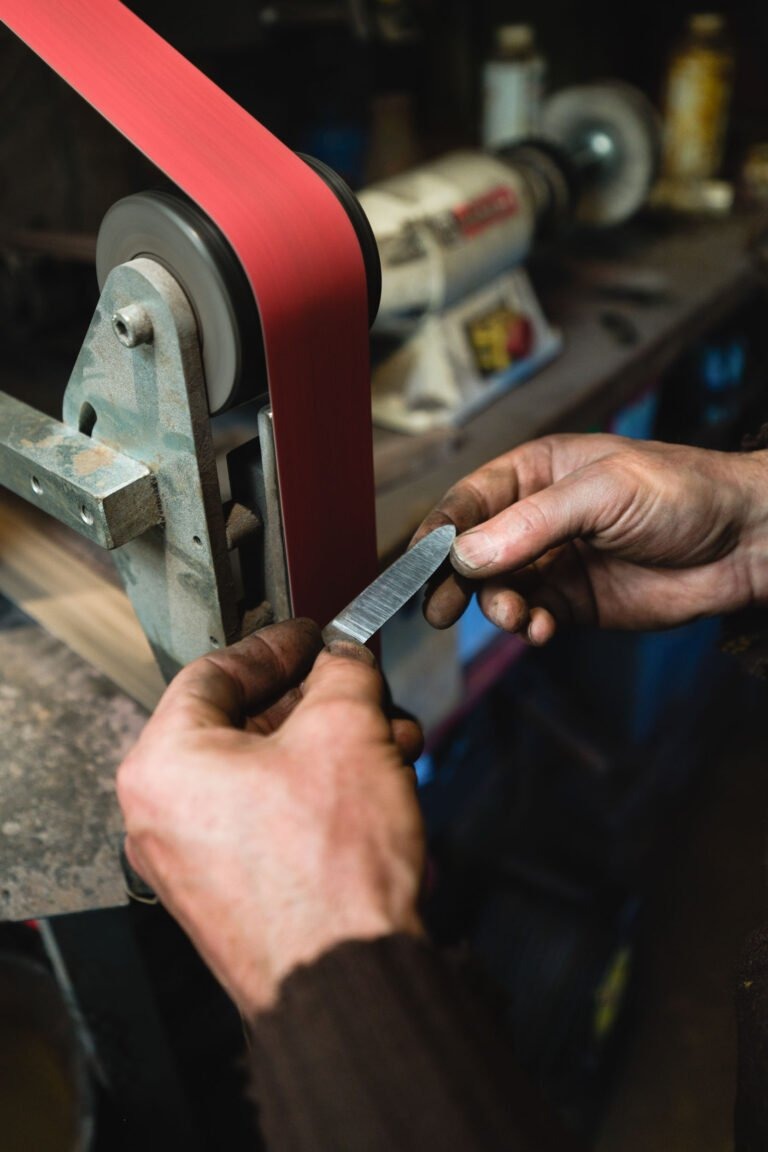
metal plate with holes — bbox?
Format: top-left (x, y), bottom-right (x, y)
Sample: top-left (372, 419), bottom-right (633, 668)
top-left (62, 257), bottom-right (240, 680)
top-left (0, 392), bottom-right (161, 549)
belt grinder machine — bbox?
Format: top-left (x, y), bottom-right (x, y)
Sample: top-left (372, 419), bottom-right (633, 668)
top-left (0, 4), bottom-right (661, 928)
top-left (0, 76), bottom-right (659, 683)
top-left (1, 174), bottom-right (381, 681)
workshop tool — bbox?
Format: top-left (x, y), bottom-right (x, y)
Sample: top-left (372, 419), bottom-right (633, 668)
top-left (116, 528), bottom-right (458, 924)
top-left (0, 0), bottom-right (381, 680)
top-left (322, 524), bottom-right (456, 646)
top-left (362, 81), bottom-right (660, 433)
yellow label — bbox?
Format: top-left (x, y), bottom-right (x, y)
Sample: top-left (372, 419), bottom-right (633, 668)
top-left (466, 306), bottom-right (531, 375)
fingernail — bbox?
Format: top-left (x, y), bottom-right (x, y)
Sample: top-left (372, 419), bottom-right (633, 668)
top-left (452, 531), bottom-right (496, 570)
top-left (325, 638), bottom-right (377, 667)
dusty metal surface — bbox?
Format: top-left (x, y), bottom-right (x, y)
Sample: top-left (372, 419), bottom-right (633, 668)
top-left (256, 406), bottom-right (290, 621)
top-left (62, 257), bottom-right (239, 680)
top-left (0, 391), bottom-right (161, 548)
top-left (0, 597), bottom-right (145, 920)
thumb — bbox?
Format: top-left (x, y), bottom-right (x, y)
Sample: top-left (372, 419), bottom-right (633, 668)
top-left (450, 464), bottom-right (618, 577)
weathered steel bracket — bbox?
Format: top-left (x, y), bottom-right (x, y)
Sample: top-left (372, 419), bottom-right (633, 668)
top-left (61, 257), bottom-right (240, 680)
top-left (0, 256), bottom-right (289, 683)
top-left (226, 406), bottom-right (291, 627)
top-left (0, 392), bottom-right (162, 548)
top-left (257, 407), bottom-right (291, 623)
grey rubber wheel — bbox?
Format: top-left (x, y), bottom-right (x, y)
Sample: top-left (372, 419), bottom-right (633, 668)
top-left (97, 190), bottom-right (263, 413)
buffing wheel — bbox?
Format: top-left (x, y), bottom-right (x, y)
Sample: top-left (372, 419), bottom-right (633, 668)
top-left (543, 82), bottom-right (660, 227)
top-left (97, 189), bottom-right (264, 414)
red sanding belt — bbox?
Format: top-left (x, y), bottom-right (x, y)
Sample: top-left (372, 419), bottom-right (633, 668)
top-left (1, 0), bottom-right (378, 627)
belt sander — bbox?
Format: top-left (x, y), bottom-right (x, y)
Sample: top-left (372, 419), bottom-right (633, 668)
top-left (0, 5), bottom-right (660, 683)
top-left (0, 1), bottom-right (382, 681)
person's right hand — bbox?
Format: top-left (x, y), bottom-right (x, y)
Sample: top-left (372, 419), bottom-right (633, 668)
top-left (117, 621), bottom-right (425, 1017)
top-left (414, 434), bottom-right (768, 644)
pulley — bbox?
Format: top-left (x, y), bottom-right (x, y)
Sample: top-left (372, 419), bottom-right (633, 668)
top-left (96, 160), bottom-right (381, 415)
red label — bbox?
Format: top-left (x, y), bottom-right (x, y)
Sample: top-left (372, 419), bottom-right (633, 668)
top-left (453, 185), bottom-right (519, 237)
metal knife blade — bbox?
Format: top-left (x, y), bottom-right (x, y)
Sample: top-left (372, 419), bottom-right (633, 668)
top-left (322, 524), bottom-right (456, 646)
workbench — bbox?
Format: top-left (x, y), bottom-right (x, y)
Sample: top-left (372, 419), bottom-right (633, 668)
top-left (0, 595), bottom-right (143, 918)
top-left (0, 210), bottom-right (765, 920)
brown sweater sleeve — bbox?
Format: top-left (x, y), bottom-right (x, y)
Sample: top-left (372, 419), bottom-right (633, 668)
top-left (247, 934), bottom-right (572, 1152)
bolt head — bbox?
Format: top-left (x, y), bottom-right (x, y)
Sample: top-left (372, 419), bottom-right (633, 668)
top-left (112, 304), bottom-right (154, 347)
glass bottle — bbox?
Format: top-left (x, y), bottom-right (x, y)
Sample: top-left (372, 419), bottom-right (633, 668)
top-left (482, 25), bottom-right (545, 150)
top-left (661, 13), bottom-right (733, 184)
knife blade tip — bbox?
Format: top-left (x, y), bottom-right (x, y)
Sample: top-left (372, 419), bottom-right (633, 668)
top-left (428, 523), bottom-right (457, 545)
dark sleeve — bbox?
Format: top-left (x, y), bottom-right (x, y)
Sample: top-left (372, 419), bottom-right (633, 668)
top-left (247, 933), bottom-right (572, 1152)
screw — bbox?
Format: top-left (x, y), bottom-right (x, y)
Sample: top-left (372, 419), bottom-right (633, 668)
top-left (112, 304), bottom-right (153, 347)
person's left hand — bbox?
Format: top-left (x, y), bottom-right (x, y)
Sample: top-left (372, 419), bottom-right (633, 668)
top-left (412, 434), bottom-right (768, 642)
top-left (117, 620), bottom-right (425, 1016)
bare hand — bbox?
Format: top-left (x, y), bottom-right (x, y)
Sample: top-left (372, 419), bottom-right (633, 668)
top-left (117, 620), bottom-right (425, 1015)
top-left (415, 434), bottom-right (768, 643)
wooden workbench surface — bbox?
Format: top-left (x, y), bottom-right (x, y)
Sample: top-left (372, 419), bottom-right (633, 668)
top-left (373, 213), bottom-right (766, 555)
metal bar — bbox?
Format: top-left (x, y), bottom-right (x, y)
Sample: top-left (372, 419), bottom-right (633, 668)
top-left (0, 392), bottom-right (161, 549)
top-left (257, 406), bottom-right (291, 622)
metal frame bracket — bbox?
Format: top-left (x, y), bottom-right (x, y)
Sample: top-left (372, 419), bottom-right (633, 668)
top-left (60, 257), bottom-right (240, 679)
top-left (0, 392), bottom-right (162, 548)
